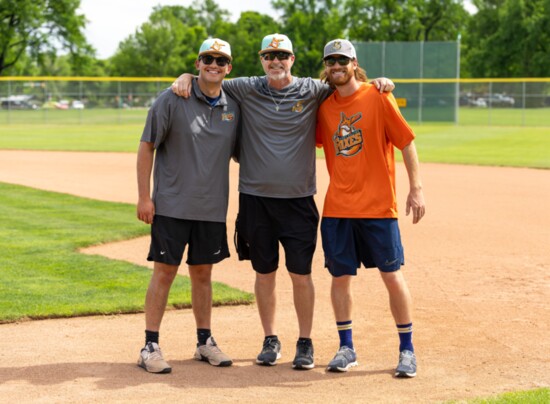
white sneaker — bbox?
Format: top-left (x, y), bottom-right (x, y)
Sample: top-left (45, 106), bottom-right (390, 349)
top-left (194, 336), bottom-right (233, 366)
top-left (137, 342), bottom-right (172, 373)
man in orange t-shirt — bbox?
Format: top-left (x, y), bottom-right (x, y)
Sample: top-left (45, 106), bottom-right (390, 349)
top-left (316, 39), bottom-right (426, 377)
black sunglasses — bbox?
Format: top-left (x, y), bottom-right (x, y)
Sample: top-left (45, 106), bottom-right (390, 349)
top-left (262, 52), bottom-right (291, 61)
top-left (324, 56), bottom-right (352, 67)
top-left (200, 55), bottom-right (230, 67)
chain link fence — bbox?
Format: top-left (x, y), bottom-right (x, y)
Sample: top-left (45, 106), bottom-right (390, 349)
top-left (1, 76), bottom-right (549, 126)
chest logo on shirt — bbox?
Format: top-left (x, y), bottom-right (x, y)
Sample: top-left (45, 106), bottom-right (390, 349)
top-left (292, 101), bottom-right (304, 112)
top-left (221, 112), bottom-right (235, 122)
top-left (332, 112), bottom-right (363, 157)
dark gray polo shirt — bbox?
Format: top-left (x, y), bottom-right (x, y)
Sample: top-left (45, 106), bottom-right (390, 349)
top-left (223, 77), bottom-right (331, 198)
top-left (141, 79), bottom-right (239, 222)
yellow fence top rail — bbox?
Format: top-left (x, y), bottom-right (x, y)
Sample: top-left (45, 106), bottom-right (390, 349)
top-left (0, 76), bottom-right (549, 83)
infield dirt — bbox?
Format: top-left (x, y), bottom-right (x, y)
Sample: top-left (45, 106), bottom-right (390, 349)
top-left (0, 150), bottom-right (548, 403)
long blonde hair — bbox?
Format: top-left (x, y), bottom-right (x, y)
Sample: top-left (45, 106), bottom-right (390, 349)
top-left (320, 61), bottom-right (368, 89)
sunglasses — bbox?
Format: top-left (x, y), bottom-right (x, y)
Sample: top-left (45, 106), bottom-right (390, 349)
top-left (262, 52), bottom-right (291, 61)
top-left (324, 56), bottom-right (352, 66)
top-left (200, 55), bottom-right (230, 67)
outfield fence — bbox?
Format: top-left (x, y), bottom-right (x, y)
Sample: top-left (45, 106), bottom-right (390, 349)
top-left (0, 76), bottom-right (549, 126)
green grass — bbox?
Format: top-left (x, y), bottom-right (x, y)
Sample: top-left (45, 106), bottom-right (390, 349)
top-left (411, 124), bottom-right (550, 168)
top-left (449, 387), bottom-right (549, 403)
top-left (2, 108), bottom-right (549, 167)
top-left (0, 182), bottom-right (254, 323)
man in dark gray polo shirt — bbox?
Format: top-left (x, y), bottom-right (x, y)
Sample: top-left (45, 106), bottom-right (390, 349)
top-left (172, 34), bottom-right (394, 370)
top-left (136, 38), bottom-right (240, 374)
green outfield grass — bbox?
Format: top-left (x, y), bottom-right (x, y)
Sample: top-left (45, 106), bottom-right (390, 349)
top-left (1, 108), bottom-right (549, 168)
top-left (0, 182), bottom-right (254, 323)
top-left (451, 387), bottom-right (549, 403)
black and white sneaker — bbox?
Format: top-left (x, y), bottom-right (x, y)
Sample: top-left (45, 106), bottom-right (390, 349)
top-left (292, 339), bottom-right (314, 370)
top-left (256, 336), bottom-right (282, 366)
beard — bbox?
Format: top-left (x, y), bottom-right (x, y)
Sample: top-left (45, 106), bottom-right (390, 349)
top-left (267, 69), bottom-right (288, 82)
top-left (330, 69), bottom-right (354, 87)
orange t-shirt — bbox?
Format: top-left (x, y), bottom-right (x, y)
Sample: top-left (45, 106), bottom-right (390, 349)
top-left (316, 83), bottom-right (415, 218)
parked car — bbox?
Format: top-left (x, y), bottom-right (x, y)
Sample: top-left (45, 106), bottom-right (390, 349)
top-left (72, 100), bottom-right (85, 109)
top-left (1, 95), bottom-right (39, 110)
top-left (481, 93), bottom-right (515, 107)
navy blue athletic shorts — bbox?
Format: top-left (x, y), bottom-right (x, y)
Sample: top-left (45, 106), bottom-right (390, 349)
top-left (236, 193), bottom-right (319, 275)
top-left (321, 218), bottom-right (404, 277)
top-left (147, 215), bottom-right (229, 266)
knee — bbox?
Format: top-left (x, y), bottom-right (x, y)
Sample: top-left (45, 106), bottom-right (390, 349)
top-left (290, 273), bottom-right (313, 288)
top-left (381, 271), bottom-right (406, 292)
top-left (153, 266), bottom-right (178, 286)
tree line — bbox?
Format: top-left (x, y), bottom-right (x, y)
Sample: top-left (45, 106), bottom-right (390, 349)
top-left (1, 0), bottom-right (549, 79)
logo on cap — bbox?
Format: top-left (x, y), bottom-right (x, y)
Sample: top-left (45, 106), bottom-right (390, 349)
top-left (332, 41), bottom-right (342, 50)
top-left (210, 40), bottom-right (226, 52)
top-left (268, 37), bottom-right (285, 49)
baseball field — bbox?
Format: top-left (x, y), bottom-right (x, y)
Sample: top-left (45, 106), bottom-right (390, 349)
top-left (0, 121), bottom-right (549, 402)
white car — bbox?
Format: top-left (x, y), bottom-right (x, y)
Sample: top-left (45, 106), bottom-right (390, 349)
top-left (72, 100), bottom-right (85, 109)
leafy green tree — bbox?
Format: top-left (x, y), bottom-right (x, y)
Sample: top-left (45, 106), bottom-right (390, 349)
top-left (465, 0), bottom-right (550, 78)
top-left (213, 11), bottom-right (281, 77)
top-left (0, 0), bottom-right (91, 75)
top-left (343, 0), bottom-right (469, 41)
top-left (273, 0), bottom-right (345, 77)
top-left (109, 5), bottom-right (206, 77)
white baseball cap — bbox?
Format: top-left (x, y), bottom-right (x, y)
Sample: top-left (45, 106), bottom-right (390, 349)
top-left (198, 38), bottom-right (232, 61)
top-left (258, 33), bottom-right (294, 55)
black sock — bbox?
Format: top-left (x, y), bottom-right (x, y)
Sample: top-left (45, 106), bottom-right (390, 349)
top-left (265, 335), bottom-right (278, 341)
top-left (197, 328), bottom-right (211, 346)
top-left (145, 330), bottom-right (159, 345)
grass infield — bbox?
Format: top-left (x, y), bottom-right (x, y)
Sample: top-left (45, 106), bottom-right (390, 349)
top-left (0, 182), bottom-right (254, 323)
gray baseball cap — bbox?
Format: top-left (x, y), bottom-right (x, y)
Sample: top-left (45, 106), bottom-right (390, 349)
top-left (324, 39), bottom-right (356, 59)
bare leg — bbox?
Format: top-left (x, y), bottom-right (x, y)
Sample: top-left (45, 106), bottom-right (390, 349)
top-left (289, 273), bottom-right (315, 338)
top-left (255, 272), bottom-right (277, 336)
top-left (379, 270), bottom-right (413, 324)
top-left (188, 264), bottom-right (213, 329)
top-left (331, 275), bottom-right (353, 322)
top-left (145, 262), bottom-right (179, 331)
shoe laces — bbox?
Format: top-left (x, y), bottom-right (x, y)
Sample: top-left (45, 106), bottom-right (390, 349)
top-left (145, 342), bottom-right (164, 360)
top-left (400, 351), bottom-right (414, 366)
top-left (262, 337), bottom-right (279, 353)
top-left (206, 337), bottom-right (223, 354)
top-left (296, 340), bottom-right (312, 355)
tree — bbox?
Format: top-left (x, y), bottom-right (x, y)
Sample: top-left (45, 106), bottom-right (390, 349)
top-left (0, 0), bottom-right (91, 75)
top-left (109, 5), bottom-right (207, 77)
top-left (343, 0), bottom-right (469, 42)
top-left (213, 11), bottom-right (281, 77)
top-left (465, 0), bottom-right (550, 78)
top-left (273, 0), bottom-right (345, 77)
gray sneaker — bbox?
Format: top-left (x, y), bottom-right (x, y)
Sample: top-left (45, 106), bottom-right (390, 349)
top-left (292, 339), bottom-right (315, 370)
top-left (137, 342), bottom-right (172, 374)
top-left (194, 336), bottom-right (233, 367)
top-left (327, 346), bottom-right (358, 372)
top-left (395, 349), bottom-right (417, 378)
top-left (256, 337), bottom-right (282, 366)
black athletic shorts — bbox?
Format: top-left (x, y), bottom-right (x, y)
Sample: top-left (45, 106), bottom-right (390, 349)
top-left (235, 193), bottom-right (319, 275)
top-left (147, 215), bottom-right (229, 266)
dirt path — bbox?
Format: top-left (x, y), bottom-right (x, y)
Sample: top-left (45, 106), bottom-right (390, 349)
top-left (0, 150), bottom-right (549, 403)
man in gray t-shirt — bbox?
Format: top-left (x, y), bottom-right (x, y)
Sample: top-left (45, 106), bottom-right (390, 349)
top-left (172, 33), bottom-right (394, 371)
top-left (136, 38), bottom-right (239, 374)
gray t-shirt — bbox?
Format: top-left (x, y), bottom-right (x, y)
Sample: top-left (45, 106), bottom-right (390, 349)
top-left (141, 79), bottom-right (240, 222)
top-left (223, 76), bottom-right (331, 198)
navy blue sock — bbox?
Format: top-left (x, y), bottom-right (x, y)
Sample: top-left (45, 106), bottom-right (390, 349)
top-left (397, 323), bottom-right (414, 352)
top-left (197, 328), bottom-right (211, 346)
top-left (337, 320), bottom-right (353, 349)
top-left (145, 330), bottom-right (159, 345)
